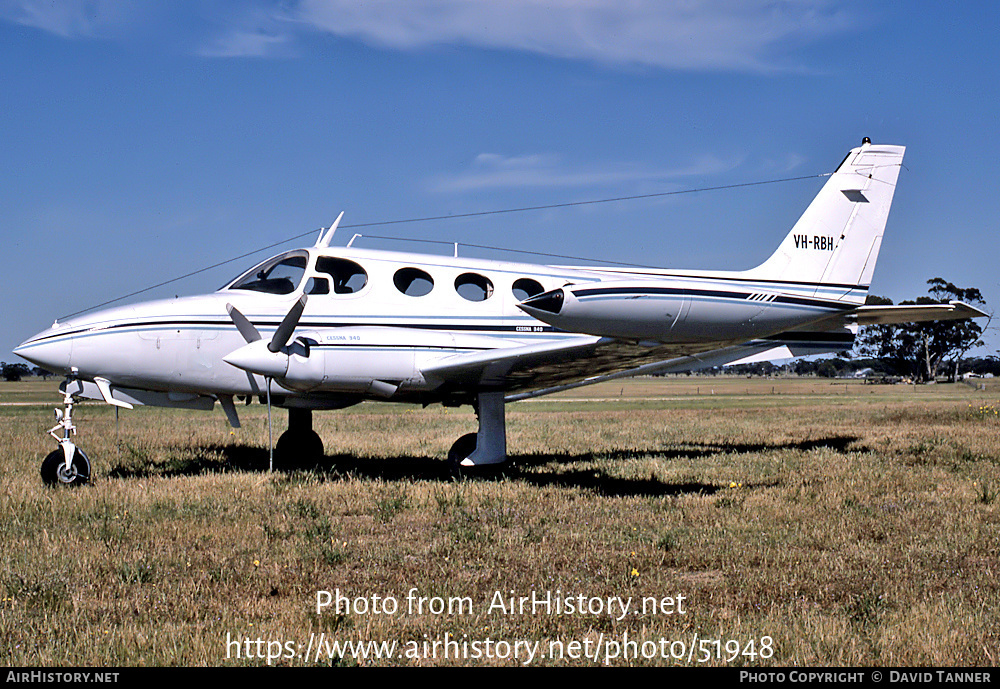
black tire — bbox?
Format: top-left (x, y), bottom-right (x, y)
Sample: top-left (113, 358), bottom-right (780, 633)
top-left (447, 433), bottom-right (478, 472)
top-left (447, 433), bottom-right (511, 479)
top-left (40, 448), bottom-right (91, 487)
top-left (275, 429), bottom-right (325, 467)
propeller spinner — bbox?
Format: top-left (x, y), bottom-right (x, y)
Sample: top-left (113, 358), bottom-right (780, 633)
top-left (223, 294), bottom-right (308, 378)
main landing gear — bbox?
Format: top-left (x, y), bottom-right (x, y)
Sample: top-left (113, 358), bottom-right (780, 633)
top-left (275, 407), bottom-right (324, 465)
top-left (41, 387), bottom-right (90, 487)
top-left (447, 392), bottom-right (510, 478)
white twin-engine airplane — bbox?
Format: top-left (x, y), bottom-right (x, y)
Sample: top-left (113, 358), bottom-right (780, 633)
top-left (15, 140), bottom-right (988, 485)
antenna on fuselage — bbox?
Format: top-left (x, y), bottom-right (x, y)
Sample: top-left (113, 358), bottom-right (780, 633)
top-left (315, 212), bottom-right (345, 248)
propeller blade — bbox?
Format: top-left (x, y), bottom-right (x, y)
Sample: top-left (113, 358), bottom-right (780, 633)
top-left (269, 294), bottom-right (308, 353)
top-left (226, 303), bottom-right (262, 344)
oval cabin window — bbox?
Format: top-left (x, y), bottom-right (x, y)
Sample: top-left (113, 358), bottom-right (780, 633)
top-left (455, 273), bottom-right (494, 302)
top-left (511, 278), bottom-right (544, 301)
top-left (394, 267), bottom-right (435, 297)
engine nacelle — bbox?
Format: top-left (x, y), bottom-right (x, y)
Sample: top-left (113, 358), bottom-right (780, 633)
top-left (283, 327), bottom-right (499, 395)
top-left (226, 326), bottom-right (504, 397)
top-left (518, 281), bottom-right (826, 343)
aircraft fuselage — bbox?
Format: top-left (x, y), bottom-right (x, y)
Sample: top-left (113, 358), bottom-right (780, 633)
top-left (16, 244), bottom-right (857, 408)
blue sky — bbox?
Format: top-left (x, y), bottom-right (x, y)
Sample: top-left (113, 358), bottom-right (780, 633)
top-left (2, 1), bottom-right (998, 363)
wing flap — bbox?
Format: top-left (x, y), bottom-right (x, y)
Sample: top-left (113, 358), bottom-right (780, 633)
top-left (502, 330), bottom-right (860, 401)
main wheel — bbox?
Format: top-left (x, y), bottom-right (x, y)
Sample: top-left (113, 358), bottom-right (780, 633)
top-left (40, 448), bottom-right (91, 487)
top-left (275, 429), bottom-right (324, 467)
top-left (447, 433), bottom-right (478, 475)
top-left (447, 433), bottom-right (511, 479)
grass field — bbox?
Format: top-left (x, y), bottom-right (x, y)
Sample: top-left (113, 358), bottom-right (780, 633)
top-left (1, 377), bottom-right (998, 666)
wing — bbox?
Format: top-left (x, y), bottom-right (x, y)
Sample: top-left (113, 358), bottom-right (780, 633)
top-left (422, 336), bottom-right (715, 393)
top-left (61, 378), bottom-right (217, 410)
top-left (420, 334), bottom-right (828, 400)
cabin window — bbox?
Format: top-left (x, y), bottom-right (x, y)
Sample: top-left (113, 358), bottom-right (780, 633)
top-left (455, 273), bottom-right (494, 302)
top-left (512, 278), bottom-right (544, 301)
top-left (306, 277), bottom-right (330, 295)
top-left (315, 257), bottom-right (368, 294)
top-left (394, 267), bottom-right (434, 297)
top-left (228, 252), bottom-right (308, 295)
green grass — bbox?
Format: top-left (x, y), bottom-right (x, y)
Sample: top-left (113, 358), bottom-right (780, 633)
top-left (1, 377), bottom-right (998, 666)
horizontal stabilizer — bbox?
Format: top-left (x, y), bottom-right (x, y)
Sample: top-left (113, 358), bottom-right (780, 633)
top-left (853, 301), bottom-right (989, 325)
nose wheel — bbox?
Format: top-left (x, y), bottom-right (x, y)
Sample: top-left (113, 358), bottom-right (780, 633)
top-left (41, 447), bottom-right (91, 486)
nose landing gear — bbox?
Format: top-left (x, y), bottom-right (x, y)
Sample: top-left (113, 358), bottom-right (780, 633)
top-left (40, 385), bottom-right (90, 487)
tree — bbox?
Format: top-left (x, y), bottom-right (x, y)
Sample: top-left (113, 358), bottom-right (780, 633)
top-left (31, 367), bottom-right (54, 380)
top-left (855, 295), bottom-right (908, 371)
top-left (856, 278), bottom-right (989, 382)
top-left (913, 278), bottom-right (988, 381)
top-left (1, 362), bottom-right (31, 382)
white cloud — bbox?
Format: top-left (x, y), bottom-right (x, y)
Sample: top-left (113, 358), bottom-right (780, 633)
top-left (0, 1), bottom-right (296, 57)
top-left (197, 29), bottom-right (292, 58)
top-left (292, 0), bottom-right (856, 72)
top-left (0, 0), bottom-right (138, 38)
top-left (762, 152), bottom-right (808, 173)
top-left (430, 151), bottom-right (739, 193)
top-left (1, 0), bottom-right (859, 71)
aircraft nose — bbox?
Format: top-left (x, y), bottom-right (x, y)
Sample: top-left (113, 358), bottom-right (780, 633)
top-left (14, 327), bottom-right (73, 375)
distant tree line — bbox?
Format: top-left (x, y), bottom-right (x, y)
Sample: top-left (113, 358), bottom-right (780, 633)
top-left (1, 363), bottom-right (53, 381)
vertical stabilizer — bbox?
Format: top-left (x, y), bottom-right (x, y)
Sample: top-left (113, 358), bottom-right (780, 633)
top-left (744, 140), bottom-right (905, 302)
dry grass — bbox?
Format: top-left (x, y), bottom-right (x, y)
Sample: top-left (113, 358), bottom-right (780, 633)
top-left (1, 378), bottom-right (998, 666)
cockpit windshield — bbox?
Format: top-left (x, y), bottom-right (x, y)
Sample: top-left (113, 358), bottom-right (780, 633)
top-left (225, 251), bottom-right (309, 295)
